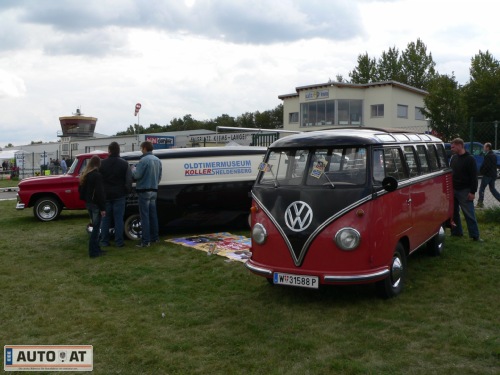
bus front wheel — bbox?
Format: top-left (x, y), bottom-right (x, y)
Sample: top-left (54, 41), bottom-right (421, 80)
top-left (376, 242), bottom-right (407, 299)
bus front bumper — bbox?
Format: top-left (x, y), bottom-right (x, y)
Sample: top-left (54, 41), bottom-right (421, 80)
top-left (245, 260), bottom-right (390, 284)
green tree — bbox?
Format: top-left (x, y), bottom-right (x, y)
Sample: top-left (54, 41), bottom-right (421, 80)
top-left (236, 112), bottom-right (255, 128)
top-left (422, 73), bottom-right (467, 141)
top-left (377, 46), bottom-right (403, 82)
top-left (400, 38), bottom-right (436, 89)
top-left (462, 50), bottom-right (500, 122)
top-left (349, 53), bottom-right (377, 84)
top-left (213, 114), bottom-right (237, 130)
top-left (116, 124), bottom-right (145, 135)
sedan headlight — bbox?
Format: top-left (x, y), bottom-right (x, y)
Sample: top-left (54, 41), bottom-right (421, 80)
top-left (252, 223), bottom-right (268, 245)
top-left (334, 228), bottom-right (361, 251)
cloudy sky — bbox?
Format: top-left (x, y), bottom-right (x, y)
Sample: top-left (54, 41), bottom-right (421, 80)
top-left (1, 0), bottom-right (498, 147)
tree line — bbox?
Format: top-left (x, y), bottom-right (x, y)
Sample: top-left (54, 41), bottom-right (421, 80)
top-left (116, 105), bottom-right (284, 136)
top-left (117, 38), bottom-right (500, 144)
top-left (346, 38), bottom-right (500, 142)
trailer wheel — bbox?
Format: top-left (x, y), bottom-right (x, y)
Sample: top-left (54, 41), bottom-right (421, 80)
top-left (124, 213), bottom-right (141, 241)
top-left (376, 242), bottom-right (407, 299)
top-left (427, 225), bottom-right (445, 257)
top-left (34, 197), bottom-right (62, 222)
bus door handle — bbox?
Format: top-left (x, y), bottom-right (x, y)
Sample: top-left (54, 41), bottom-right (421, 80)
top-left (406, 198), bottom-right (412, 205)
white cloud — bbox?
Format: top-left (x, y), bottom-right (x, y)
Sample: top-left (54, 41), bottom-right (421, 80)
top-left (0, 70), bottom-right (26, 99)
top-left (0, 0), bottom-right (499, 146)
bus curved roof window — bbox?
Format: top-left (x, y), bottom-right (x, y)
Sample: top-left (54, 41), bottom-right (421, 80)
top-left (394, 134), bottom-right (410, 141)
top-left (421, 134), bottom-right (432, 141)
top-left (376, 134), bottom-right (396, 142)
top-left (408, 134), bottom-right (421, 141)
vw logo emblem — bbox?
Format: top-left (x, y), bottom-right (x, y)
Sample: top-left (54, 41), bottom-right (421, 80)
top-left (284, 201), bottom-right (313, 232)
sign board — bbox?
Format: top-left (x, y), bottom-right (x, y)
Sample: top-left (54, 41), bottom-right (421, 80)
top-left (145, 135), bottom-right (175, 149)
top-left (4, 345), bottom-right (93, 372)
top-left (189, 132), bottom-right (255, 146)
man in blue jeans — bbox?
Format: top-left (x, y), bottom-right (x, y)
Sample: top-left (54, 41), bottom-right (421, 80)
top-left (476, 142), bottom-right (500, 208)
top-left (450, 138), bottom-right (482, 242)
top-left (132, 141), bottom-right (162, 248)
top-left (99, 142), bottom-right (132, 248)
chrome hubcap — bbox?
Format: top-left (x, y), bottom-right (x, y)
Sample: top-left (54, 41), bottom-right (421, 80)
top-left (390, 257), bottom-right (403, 287)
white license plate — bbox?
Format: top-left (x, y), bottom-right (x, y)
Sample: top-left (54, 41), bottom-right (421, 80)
top-left (273, 272), bottom-right (319, 289)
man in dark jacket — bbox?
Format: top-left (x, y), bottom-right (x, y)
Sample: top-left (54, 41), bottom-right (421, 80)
top-left (477, 142), bottom-right (500, 207)
top-left (450, 138), bottom-right (482, 241)
top-left (99, 142), bottom-right (132, 247)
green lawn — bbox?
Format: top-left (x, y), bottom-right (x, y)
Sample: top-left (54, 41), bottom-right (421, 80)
top-left (0, 200), bottom-right (498, 374)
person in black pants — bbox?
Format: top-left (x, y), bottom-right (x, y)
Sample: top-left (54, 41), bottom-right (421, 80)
top-left (476, 142), bottom-right (500, 207)
top-left (99, 142), bottom-right (132, 248)
top-left (450, 138), bottom-right (482, 242)
top-left (79, 155), bottom-right (107, 258)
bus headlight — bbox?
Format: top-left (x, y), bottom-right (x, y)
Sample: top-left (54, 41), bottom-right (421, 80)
top-left (252, 223), bottom-right (268, 245)
top-left (334, 228), bottom-right (361, 251)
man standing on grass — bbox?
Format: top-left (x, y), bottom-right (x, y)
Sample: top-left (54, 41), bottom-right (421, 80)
top-left (450, 138), bottom-right (482, 242)
top-left (100, 141), bottom-right (132, 248)
top-left (132, 141), bottom-right (162, 248)
top-left (476, 142), bottom-right (500, 208)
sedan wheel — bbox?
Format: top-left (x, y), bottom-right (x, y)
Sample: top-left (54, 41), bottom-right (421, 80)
top-left (34, 197), bottom-right (62, 222)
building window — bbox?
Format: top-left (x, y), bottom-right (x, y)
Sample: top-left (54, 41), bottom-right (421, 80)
top-left (338, 100), bottom-right (362, 125)
top-left (289, 112), bottom-right (299, 123)
top-left (415, 107), bottom-right (425, 121)
top-left (300, 99), bottom-right (361, 127)
top-left (71, 143), bottom-right (78, 150)
top-left (301, 100), bottom-right (335, 127)
top-left (371, 104), bottom-right (384, 117)
top-left (397, 104), bottom-right (408, 119)
top-left (62, 144), bottom-right (69, 152)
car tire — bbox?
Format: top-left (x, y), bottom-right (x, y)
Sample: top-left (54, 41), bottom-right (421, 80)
top-left (124, 213), bottom-right (141, 241)
top-left (427, 225), bottom-right (445, 257)
top-left (376, 242), bottom-right (407, 299)
top-left (34, 197), bottom-right (62, 222)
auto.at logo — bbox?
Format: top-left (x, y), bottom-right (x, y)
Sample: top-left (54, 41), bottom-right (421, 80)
top-left (284, 201), bottom-right (313, 232)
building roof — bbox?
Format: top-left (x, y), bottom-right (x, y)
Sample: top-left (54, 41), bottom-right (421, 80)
top-left (278, 80), bottom-right (428, 99)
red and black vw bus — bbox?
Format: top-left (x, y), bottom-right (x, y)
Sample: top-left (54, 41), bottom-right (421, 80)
top-left (246, 128), bottom-right (453, 298)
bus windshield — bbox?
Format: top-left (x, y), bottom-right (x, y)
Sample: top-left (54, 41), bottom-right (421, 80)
top-left (258, 147), bottom-right (367, 187)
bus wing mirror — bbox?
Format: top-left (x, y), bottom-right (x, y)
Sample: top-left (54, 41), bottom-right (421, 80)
top-left (382, 176), bottom-right (398, 192)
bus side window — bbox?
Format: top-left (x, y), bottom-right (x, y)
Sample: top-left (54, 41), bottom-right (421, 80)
top-left (426, 144), bottom-right (439, 171)
top-left (403, 145), bottom-right (419, 177)
top-left (383, 148), bottom-right (408, 181)
top-left (373, 149), bottom-right (385, 183)
top-left (416, 145), bottom-right (430, 173)
top-left (435, 144), bottom-right (448, 168)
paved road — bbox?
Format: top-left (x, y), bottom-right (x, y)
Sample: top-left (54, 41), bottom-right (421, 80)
top-left (0, 187), bottom-right (18, 201)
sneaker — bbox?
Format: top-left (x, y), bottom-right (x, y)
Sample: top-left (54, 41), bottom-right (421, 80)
top-left (472, 237), bottom-right (484, 242)
top-left (476, 202), bottom-right (484, 208)
top-left (136, 242), bottom-right (150, 248)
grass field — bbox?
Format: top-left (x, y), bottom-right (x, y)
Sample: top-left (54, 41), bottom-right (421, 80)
top-left (0, 199), bottom-right (499, 374)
